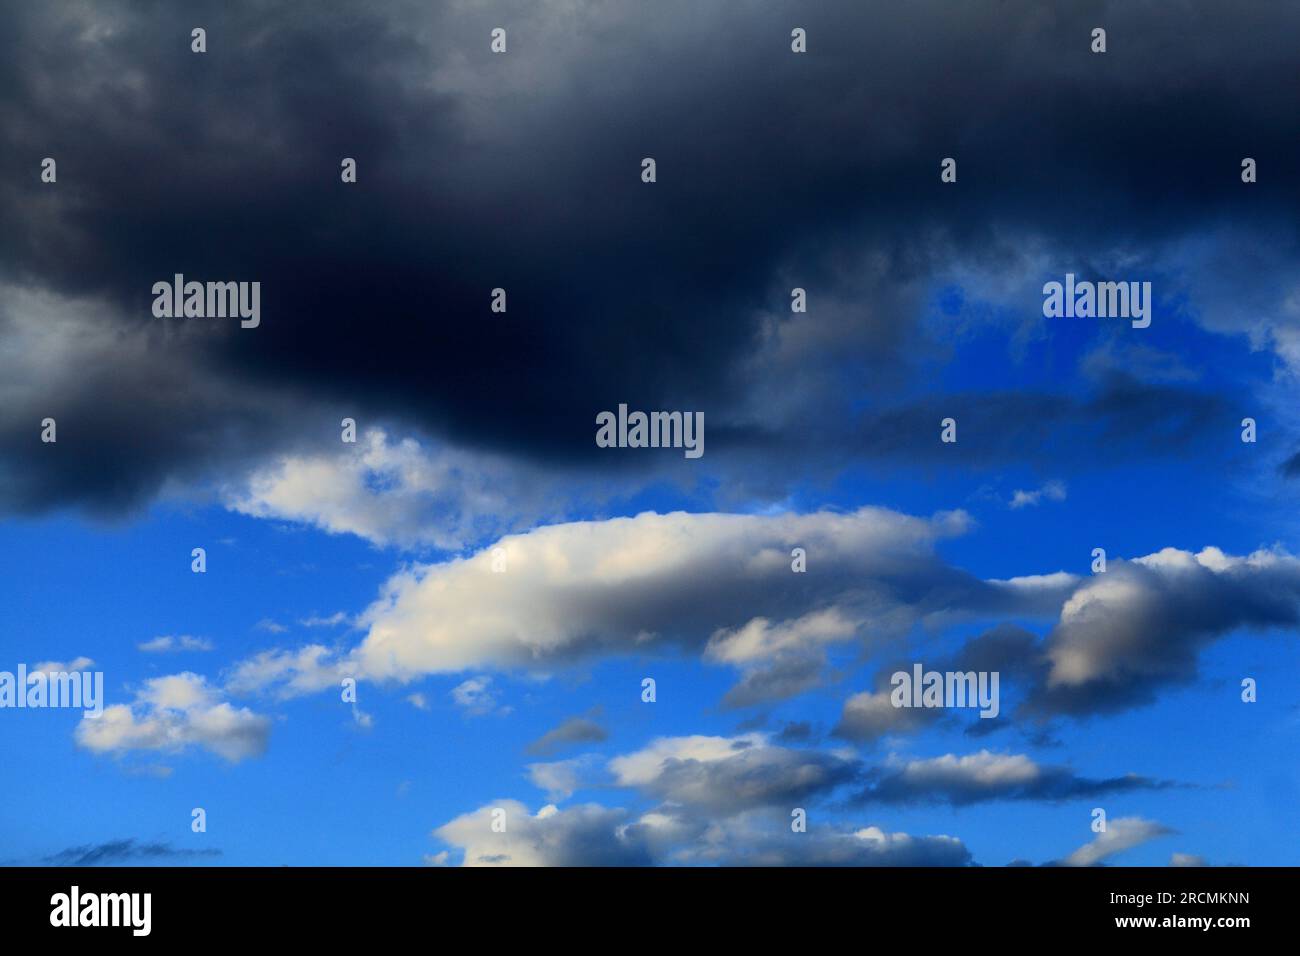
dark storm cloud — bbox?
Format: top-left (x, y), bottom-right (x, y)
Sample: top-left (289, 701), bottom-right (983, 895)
top-left (851, 377), bottom-right (1232, 470)
top-left (2, 0), bottom-right (1295, 512)
top-left (0, 288), bottom-right (317, 516)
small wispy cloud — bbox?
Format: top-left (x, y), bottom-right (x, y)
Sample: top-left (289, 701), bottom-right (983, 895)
top-left (451, 676), bottom-right (510, 717)
top-left (526, 711), bottom-right (608, 756)
top-left (138, 635), bottom-right (214, 653)
top-left (43, 839), bottom-right (222, 866)
top-left (300, 611), bottom-right (350, 628)
top-left (1058, 817), bottom-right (1173, 866)
top-left (29, 657), bottom-right (94, 674)
top-left (1009, 480), bottom-right (1067, 510)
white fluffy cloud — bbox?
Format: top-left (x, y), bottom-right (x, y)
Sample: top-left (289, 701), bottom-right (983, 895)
top-left (75, 672), bottom-right (270, 762)
top-left (891, 751), bottom-right (1041, 790)
top-left (224, 644), bottom-right (346, 699)
top-left (346, 506), bottom-right (986, 682)
top-left (219, 508), bottom-right (1300, 730)
top-left (225, 429), bottom-right (561, 551)
top-left (1060, 817), bottom-right (1173, 866)
top-left (607, 733), bottom-right (859, 813)
top-left (223, 505), bottom-right (1078, 707)
top-left (433, 801), bottom-right (651, 867)
top-left (705, 608), bottom-right (858, 665)
top-left (862, 749), bottom-right (1168, 805)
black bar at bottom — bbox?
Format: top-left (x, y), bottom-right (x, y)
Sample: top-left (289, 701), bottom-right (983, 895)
top-left (0, 866), bottom-right (1289, 942)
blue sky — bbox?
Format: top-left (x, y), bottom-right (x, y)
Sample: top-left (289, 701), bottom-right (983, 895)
top-left (3, 280), bottom-right (1297, 867)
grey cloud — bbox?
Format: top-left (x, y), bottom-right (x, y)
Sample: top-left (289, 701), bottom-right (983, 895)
top-left (834, 684), bottom-right (941, 743)
top-left (831, 624), bottom-right (1043, 742)
top-left (607, 734), bottom-right (861, 815)
top-left (525, 713), bottom-right (608, 757)
top-left (432, 800), bottom-right (973, 867)
top-left (719, 653), bottom-right (825, 710)
top-left (859, 750), bottom-right (1177, 806)
top-left (1025, 548), bottom-right (1300, 717)
top-left (42, 838), bottom-right (222, 866)
top-left (836, 544), bottom-right (1300, 734)
top-left (1054, 817), bottom-right (1174, 867)
top-left (0, 0), bottom-right (1290, 515)
top-left (773, 720), bottom-right (815, 744)
top-left (647, 812), bottom-right (975, 868)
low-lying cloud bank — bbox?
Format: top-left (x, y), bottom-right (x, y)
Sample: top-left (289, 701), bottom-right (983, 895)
top-left (429, 800), bottom-right (974, 868)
